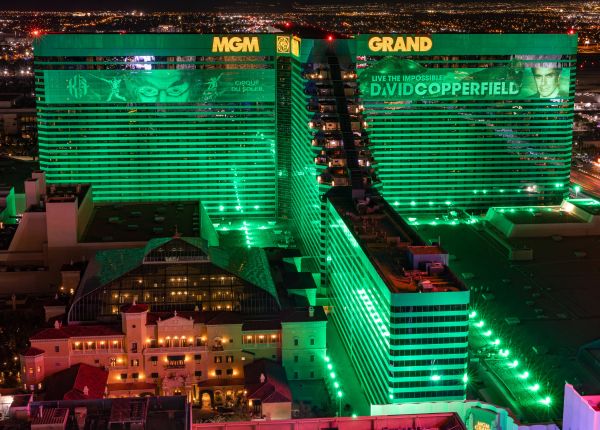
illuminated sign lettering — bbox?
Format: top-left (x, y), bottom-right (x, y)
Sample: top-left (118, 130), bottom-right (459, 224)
top-left (368, 36), bottom-right (432, 52)
top-left (291, 36), bottom-right (301, 57)
top-left (212, 36), bottom-right (260, 53)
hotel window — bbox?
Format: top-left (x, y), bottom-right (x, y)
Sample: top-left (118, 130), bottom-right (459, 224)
top-left (54, 346), bottom-right (59, 353)
top-left (131, 359), bottom-right (139, 367)
top-left (195, 371), bottom-right (202, 377)
top-left (131, 342), bottom-right (138, 353)
top-left (215, 369), bottom-right (222, 376)
top-left (132, 373), bottom-right (139, 379)
top-left (310, 355), bottom-right (315, 362)
top-left (310, 371), bottom-right (315, 378)
top-left (151, 372), bottom-right (159, 379)
top-left (226, 355), bottom-right (234, 363)
top-left (244, 335), bottom-right (254, 344)
top-left (294, 355), bottom-right (298, 363)
top-left (214, 356), bottom-right (223, 363)
top-left (310, 338), bottom-right (315, 346)
top-left (226, 369), bottom-right (233, 375)
top-left (151, 356), bottom-right (157, 366)
top-left (194, 354), bottom-right (202, 361)
top-left (120, 373), bottom-right (127, 380)
top-left (110, 358), bottom-right (117, 367)
top-left (293, 371), bottom-right (298, 379)
top-left (258, 335), bottom-right (265, 344)
top-left (293, 338), bottom-right (299, 346)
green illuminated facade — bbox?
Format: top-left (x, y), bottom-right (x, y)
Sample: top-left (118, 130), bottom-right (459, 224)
top-left (35, 34), bottom-right (301, 220)
top-left (325, 194), bottom-right (469, 404)
top-left (356, 34), bottom-right (577, 213)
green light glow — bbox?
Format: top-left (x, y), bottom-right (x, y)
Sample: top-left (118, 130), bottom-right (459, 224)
top-left (463, 373), bottom-right (469, 383)
top-left (529, 383), bottom-right (540, 392)
top-left (469, 311), bottom-right (477, 318)
top-left (337, 390), bottom-right (343, 398)
top-left (352, 413), bottom-right (357, 419)
top-left (519, 371), bottom-right (530, 379)
top-left (539, 396), bottom-right (551, 405)
top-left (476, 321), bottom-right (485, 328)
top-left (508, 360), bottom-right (519, 368)
top-left (431, 374), bottom-right (441, 381)
top-left (330, 372), bottom-right (336, 379)
top-left (483, 330), bottom-right (492, 337)
top-left (499, 349), bottom-right (510, 357)
top-left (492, 338), bottom-right (500, 345)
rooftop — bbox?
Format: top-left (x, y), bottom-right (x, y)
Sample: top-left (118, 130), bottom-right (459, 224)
top-left (45, 183), bottom-right (91, 207)
top-left (81, 202), bottom-right (199, 243)
top-left (415, 220), bottom-right (600, 420)
top-left (30, 324), bottom-right (123, 340)
top-left (495, 206), bottom-right (585, 224)
top-left (328, 188), bottom-right (466, 294)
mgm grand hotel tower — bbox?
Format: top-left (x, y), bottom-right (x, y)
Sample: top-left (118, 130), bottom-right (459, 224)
top-left (34, 34), bottom-right (300, 220)
top-left (34, 33), bottom-right (576, 407)
top-left (357, 34), bottom-right (577, 212)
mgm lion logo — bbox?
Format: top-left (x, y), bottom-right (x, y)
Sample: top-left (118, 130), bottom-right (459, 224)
top-left (276, 36), bottom-right (291, 54)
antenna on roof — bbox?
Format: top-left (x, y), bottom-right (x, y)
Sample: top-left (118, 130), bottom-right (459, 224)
top-left (174, 224), bottom-right (181, 238)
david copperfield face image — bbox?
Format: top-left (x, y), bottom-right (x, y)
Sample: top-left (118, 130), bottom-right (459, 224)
top-left (132, 70), bottom-right (193, 103)
top-left (532, 67), bottom-right (561, 98)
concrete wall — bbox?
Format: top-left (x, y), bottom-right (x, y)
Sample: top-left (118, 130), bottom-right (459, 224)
top-left (46, 200), bottom-right (78, 248)
top-left (562, 384), bottom-right (600, 430)
top-left (8, 211), bottom-right (46, 253)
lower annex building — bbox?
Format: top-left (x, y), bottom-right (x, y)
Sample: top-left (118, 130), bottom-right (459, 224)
top-left (20, 236), bottom-right (327, 410)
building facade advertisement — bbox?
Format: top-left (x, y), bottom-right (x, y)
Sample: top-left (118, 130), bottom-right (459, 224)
top-left (358, 58), bottom-right (570, 100)
top-left (43, 69), bottom-right (275, 104)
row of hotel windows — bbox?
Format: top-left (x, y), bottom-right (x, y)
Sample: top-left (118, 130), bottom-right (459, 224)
top-left (390, 379), bottom-right (466, 389)
top-left (391, 326), bottom-right (467, 335)
top-left (391, 305), bottom-right (467, 313)
top-left (391, 390), bottom-right (465, 399)
top-left (390, 347), bottom-right (466, 357)
top-left (119, 368), bottom-right (237, 381)
top-left (390, 368), bottom-right (466, 378)
top-left (389, 358), bottom-right (466, 366)
top-left (390, 336), bottom-right (468, 346)
top-left (390, 315), bottom-right (468, 324)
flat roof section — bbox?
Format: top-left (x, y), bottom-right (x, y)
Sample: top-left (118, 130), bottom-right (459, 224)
top-left (499, 207), bottom-right (585, 225)
top-left (81, 202), bottom-right (198, 243)
top-left (327, 188), bottom-right (466, 294)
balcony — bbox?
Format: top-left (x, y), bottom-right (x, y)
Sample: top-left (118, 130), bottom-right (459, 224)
top-left (165, 363), bottom-right (186, 370)
top-left (72, 348), bottom-right (125, 355)
top-left (144, 345), bottom-right (206, 354)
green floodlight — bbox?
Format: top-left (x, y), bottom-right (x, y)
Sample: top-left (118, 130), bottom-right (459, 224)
top-left (330, 372), bottom-right (336, 379)
top-left (334, 382), bottom-right (339, 389)
top-left (539, 396), bottom-right (551, 406)
top-left (492, 338), bottom-right (500, 345)
top-left (463, 373), bottom-right (469, 383)
top-left (475, 320), bottom-right (485, 328)
top-left (337, 391), bottom-right (343, 398)
top-left (519, 371), bottom-right (529, 379)
top-left (508, 360), bottom-right (519, 368)
top-left (325, 356), bottom-right (330, 363)
top-left (483, 330), bottom-right (492, 337)
top-left (352, 413), bottom-right (358, 419)
top-left (499, 349), bottom-right (510, 357)
top-left (327, 363), bottom-right (333, 370)
top-left (530, 383), bottom-right (540, 392)
top-left (469, 311), bottom-right (477, 319)
top-left (431, 374), bottom-right (441, 381)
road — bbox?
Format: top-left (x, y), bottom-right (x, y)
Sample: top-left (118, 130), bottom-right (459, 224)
top-left (571, 168), bottom-right (600, 198)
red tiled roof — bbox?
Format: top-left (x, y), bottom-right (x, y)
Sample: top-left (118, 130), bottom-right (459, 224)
top-left (21, 347), bottom-right (45, 357)
top-left (30, 325), bottom-right (123, 340)
top-left (244, 359), bottom-right (292, 404)
top-left (121, 303), bottom-right (149, 313)
top-left (44, 363), bottom-right (108, 401)
top-left (107, 382), bottom-right (156, 392)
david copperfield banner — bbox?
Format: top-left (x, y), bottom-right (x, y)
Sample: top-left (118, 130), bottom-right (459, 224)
top-left (42, 68), bottom-right (275, 104)
top-left (358, 57), bottom-right (570, 101)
